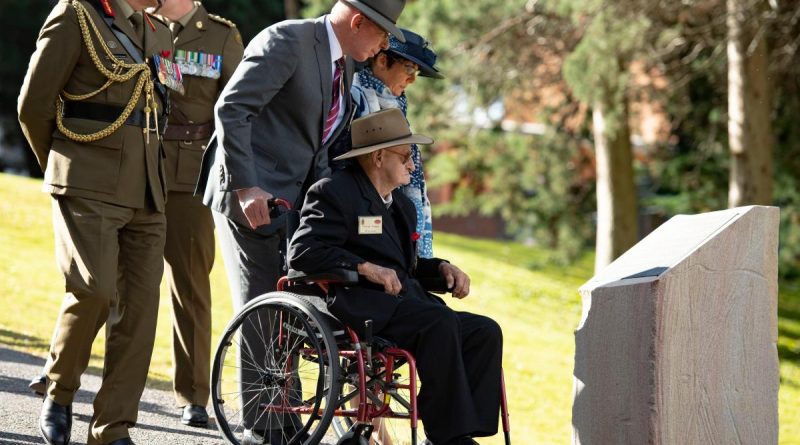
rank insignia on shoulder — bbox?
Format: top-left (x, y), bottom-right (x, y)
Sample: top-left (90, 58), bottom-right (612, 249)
top-left (153, 54), bottom-right (185, 95)
top-left (174, 50), bottom-right (222, 80)
top-left (208, 14), bottom-right (236, 28)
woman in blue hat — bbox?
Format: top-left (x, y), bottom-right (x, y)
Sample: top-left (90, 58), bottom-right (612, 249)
top-left (331, 28), bottom-right (444, 259)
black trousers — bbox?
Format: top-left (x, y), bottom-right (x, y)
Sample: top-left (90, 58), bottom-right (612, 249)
top-left (213, 212), bottom-right (299, 432)
top-left (378, 292), bottom-right (503, 444)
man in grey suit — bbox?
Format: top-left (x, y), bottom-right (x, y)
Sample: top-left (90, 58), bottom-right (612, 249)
top-left (195, 1), bottom-right (406, 443)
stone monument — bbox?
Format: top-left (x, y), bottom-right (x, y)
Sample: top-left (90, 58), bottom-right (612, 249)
top-left (572, 206), bottom-right (779, 444)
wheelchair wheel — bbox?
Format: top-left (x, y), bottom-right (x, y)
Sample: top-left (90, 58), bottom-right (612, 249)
top-left (211, 292), bottom-right (340, 445)
top-left (331, 363), bottom-right (427, 445)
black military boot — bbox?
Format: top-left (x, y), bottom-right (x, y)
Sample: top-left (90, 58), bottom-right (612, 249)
top-left (39, 397), bottom-right (71, 445)
top-left (181, 404), bottom-right (209, 427)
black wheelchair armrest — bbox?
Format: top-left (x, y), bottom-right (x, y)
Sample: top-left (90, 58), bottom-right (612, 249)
top-left (287, 268), bottom-right (359, 286)
top-left (417, 276), bottom-right (453, 294)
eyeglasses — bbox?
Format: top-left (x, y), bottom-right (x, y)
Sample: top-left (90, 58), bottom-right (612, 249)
top-left (383, 52), bottom-right (419, 77)
top-left (384, 148), bottom-right (413, 164)
top-left (399, 62), bottom-right (419, 77)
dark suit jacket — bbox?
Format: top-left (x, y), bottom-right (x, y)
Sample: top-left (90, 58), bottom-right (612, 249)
top-left (288, 166), bottom-right (445, 333)
top-left (196, 16), bottom-right (355, 234)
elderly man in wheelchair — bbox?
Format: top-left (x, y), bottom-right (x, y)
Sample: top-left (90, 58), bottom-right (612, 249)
top-left (210, 108), bottom-right (508, 445)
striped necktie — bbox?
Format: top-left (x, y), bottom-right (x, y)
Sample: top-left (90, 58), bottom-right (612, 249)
top-left (323, 57), bottom-right (344, 142)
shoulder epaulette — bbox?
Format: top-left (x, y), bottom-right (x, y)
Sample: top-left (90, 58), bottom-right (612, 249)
top-left (208, 13), bottom-right (237, 28)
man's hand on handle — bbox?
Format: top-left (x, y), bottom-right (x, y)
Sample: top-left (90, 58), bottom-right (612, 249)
top-left (235, 186), bottom-right (274, 229)
top-left (358, 262), bottom-right (403, 296)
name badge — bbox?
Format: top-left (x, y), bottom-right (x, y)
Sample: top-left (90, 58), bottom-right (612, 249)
top-left (358, 216), bottom-right (382, 235)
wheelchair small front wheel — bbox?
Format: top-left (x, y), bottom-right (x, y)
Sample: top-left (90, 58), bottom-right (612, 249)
top-left (211, 292), bottom-right (340, 445)
top-left (331, 362), bottom-right (427, 445)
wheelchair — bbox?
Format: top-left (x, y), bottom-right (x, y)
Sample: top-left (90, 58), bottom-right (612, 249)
top-left (210, 200), bottom-right (511, 445)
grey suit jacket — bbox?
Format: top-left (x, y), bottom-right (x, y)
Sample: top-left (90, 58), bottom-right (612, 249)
top-left (196, 16), bottom-right (355, 234)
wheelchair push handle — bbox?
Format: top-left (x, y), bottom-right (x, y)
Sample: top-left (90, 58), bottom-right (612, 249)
top-left (267, 197), bottom-right (292, 211)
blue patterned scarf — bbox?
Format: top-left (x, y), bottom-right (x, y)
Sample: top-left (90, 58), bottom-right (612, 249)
top-left (352, 68), bottom-right (434, 258)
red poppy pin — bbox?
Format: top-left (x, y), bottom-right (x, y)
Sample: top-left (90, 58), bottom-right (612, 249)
top-left (161, 50), bottom-right (171, 58)
top-left (411, 232), bottom-right (420, 241)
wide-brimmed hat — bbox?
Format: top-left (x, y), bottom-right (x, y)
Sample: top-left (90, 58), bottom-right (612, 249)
top-left (386, 28), bottom-right (444, 79)
top-left (333, 108), bottom-right (433, 160)
top-left (343, 0), bottom-right (406, 42)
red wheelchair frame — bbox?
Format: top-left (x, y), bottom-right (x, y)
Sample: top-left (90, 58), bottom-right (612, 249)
top-left (211, 199), bottom-right (511, 445)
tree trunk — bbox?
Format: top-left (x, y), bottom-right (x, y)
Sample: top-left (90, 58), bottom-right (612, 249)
top-left (284, 0), bottom-right (300, 19)
top-left (727, 0), bottom-right (773, 207)
top-left (593, 99), bottom-right (638, 273)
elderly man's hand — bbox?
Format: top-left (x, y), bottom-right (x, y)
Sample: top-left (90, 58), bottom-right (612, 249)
top-left (439, 262), bottom-right (470, 299)
top-left (235, 187), bottom-right (274, 229)
top-left (358, 262), bottom-right (402, 296)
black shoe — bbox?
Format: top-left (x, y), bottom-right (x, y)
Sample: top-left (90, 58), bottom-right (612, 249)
top-left (29, 374), bottom-right (47, 396)
top-left (181, 404), bottom-right (209, 427)
top-left (105, 438), bottom-right (135, 445)
top-left (39, 398), bottom-right (71, 445)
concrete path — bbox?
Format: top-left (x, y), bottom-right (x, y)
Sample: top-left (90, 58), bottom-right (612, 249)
top-left (0, 346), bottom-right (337, 445)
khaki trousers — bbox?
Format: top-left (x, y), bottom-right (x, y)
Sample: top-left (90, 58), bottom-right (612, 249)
top-left (163, 191), bottom-right (214, 407)
top-left (45, 196), bottom-right (166, 444)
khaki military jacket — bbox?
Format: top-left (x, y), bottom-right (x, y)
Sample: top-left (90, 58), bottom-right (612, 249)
top-left (161, 3), bottom-right (243, 193)
top-left (18, 0), bottom-right (174, 211)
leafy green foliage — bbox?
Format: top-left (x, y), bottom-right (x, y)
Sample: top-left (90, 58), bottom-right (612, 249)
top-left (562, 9), bottom-right (649, 134)
top-left (427, 127), bottom-right (596, 263)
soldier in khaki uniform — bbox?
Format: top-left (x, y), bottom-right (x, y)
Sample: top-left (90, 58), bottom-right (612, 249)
top-left (17, 0), bottom-right (174, 444)
top-left (152, 0), bottom-right (243, 427)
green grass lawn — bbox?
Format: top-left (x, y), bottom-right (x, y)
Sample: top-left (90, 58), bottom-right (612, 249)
top-left (1, 172), bottom-right (798, 444)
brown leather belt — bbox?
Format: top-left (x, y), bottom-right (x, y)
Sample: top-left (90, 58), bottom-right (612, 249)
top-left (162, 122), bottom-right (214, 141)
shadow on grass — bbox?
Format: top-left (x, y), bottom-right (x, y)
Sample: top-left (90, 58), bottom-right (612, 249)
top-left (0, 332), bottom-right (173, 392)
top-left (0, 328), bottom-right (50, 350)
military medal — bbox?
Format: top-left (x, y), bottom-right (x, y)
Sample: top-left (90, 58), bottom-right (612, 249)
top-left (200, 53), bottom-right (209, 77)
top-left (175, 50), bottom-right (223, 79)
top-left (212, 55), bottom-right (222, 79)
top-left (153, 55), bottom-right (185, 95)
